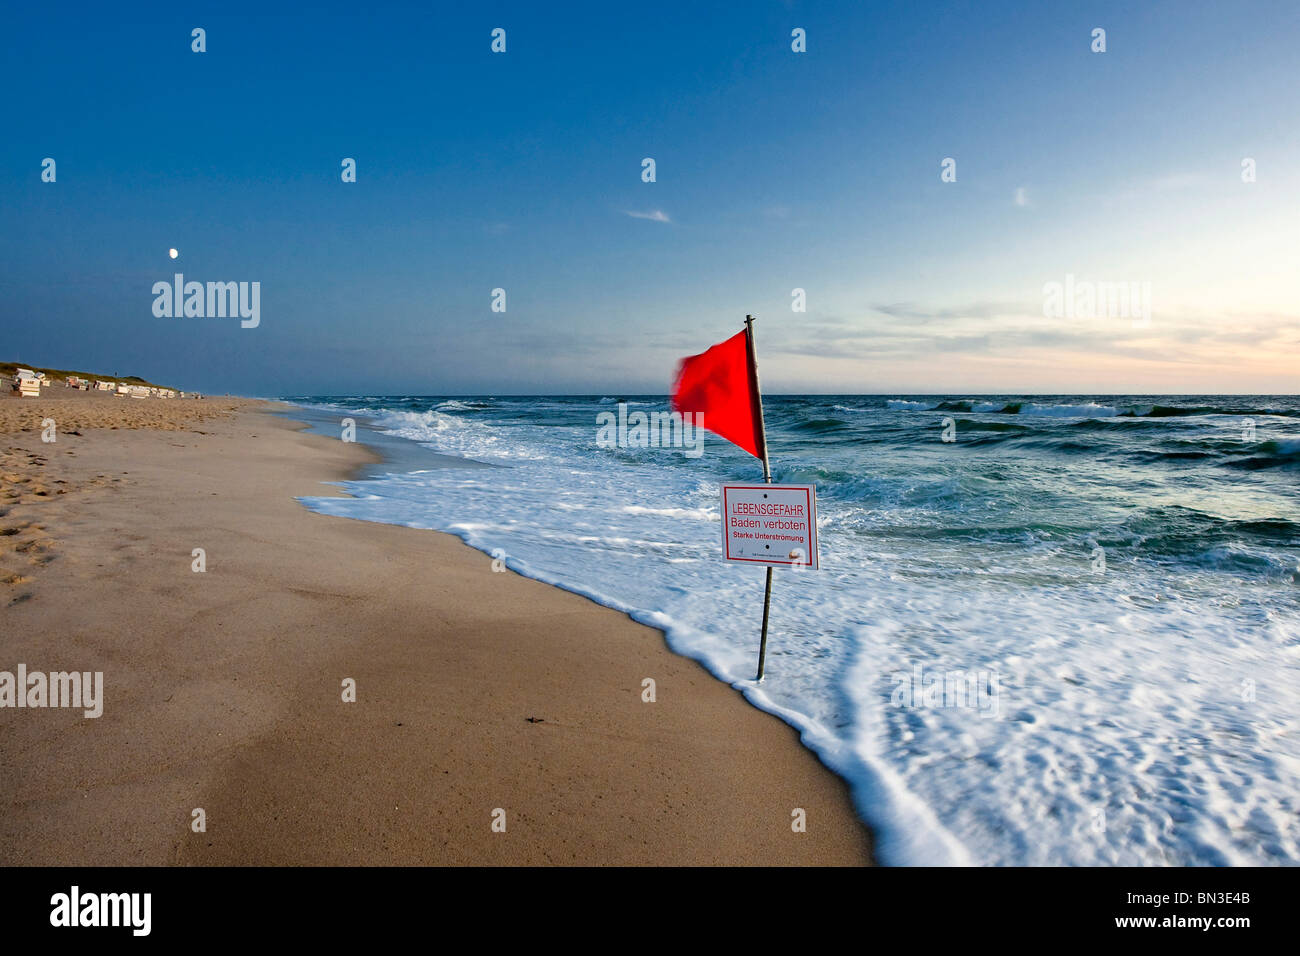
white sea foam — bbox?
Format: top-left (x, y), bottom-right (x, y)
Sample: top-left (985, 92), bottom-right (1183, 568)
top-left (884, 399), bottom-right (1120, 417)
top-left (292, 398), bottom-right (1300, 866)
top-left (1020, 402), bottom-right (1118, 417)
top-left (371, 408), bottom-right (546, 462)
top-left (621, 504), bottom-right (716, 520)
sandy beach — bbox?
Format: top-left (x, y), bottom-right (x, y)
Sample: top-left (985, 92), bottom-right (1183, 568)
top-left (0, 390), bottom-right (872, 865)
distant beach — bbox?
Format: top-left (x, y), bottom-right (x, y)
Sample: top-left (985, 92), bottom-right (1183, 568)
top-left (0, 391), bottom-right (871, 865)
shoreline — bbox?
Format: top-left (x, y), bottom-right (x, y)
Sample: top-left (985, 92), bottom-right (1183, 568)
top-left (1, 395), bottom-right (874, 865)
top-left (286, 399), bottom-right (900, 856)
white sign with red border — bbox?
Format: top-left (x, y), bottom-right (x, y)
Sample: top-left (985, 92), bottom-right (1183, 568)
top-left (720, 483), bottom-right (819, 569)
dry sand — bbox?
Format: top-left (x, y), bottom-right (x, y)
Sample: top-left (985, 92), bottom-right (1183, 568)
top-left (0, 392), bottom-right (872, 865)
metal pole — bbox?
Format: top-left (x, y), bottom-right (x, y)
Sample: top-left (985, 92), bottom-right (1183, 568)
top-left (756, 566), bottom-right (774, 680)
top-left (744, 315), bottom-right (772, 483)
top-left (745, 315), bottom-right (776, 680)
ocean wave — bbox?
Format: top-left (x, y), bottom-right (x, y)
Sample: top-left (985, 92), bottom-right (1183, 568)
top-left (882, 399), bottom-right (1298, 419)
top-left (1225, 439), bottom-right (1300, 470)
top-left (1132, 449), bottom-right (1217, 463)
top-left (792, 418), bottom-right (851, 432)
top-left (436, 399), bottom-right (486, 412)
top-left (1181, 545), bottom-right (1299, 577)
top-left (1020, 402), bottom-right (1117, 417)
top-left (952, 419), bottom-right (1031, 433)
top-left (367, 407), bottom-right (547, 462)
top-left (1120, 404), bottom-right (1300, 419)
top-left (889, 399), bottom-right (1117, 417)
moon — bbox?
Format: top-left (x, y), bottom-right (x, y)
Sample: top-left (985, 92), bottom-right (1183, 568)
top-left (168, 248), bottom-right (179, 259)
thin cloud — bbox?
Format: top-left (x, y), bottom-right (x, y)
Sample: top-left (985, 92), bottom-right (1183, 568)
top-left (625, 209), bottom-right (671, 223)
top-left (756, 302), bottom-right (1300, 372)
top-left (873, 301), bottom-right (1027, 322)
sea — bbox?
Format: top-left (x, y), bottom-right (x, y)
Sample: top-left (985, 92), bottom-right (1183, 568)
top-left (284, 394), bottom-right (1300, 866)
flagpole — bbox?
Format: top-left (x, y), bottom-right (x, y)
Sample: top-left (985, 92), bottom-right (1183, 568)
top-left (745, 315), bottom-right (775, 680)
top-left (744, 314), bottom-right (771, 482)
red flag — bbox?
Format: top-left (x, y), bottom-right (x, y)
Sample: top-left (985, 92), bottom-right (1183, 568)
top-left (670, 328), bottom-right (766, 459)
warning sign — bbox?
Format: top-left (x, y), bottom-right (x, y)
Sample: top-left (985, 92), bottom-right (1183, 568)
top-left (720, 483), bottom-right (818, 569)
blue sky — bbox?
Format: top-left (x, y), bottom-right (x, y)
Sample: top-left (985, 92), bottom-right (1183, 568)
top-left (3, 0), bottom-right (1298, 394)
